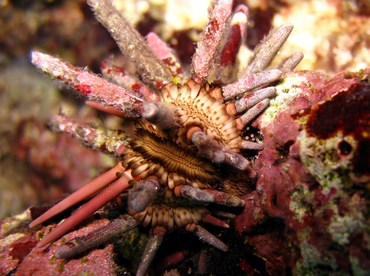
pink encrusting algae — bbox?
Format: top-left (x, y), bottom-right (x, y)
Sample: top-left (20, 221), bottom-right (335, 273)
top-left (1, 0), bottom-right (368, 275)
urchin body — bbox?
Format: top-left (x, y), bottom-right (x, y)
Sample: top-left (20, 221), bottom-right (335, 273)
top-left (30, 0), bottom-right (302, 274)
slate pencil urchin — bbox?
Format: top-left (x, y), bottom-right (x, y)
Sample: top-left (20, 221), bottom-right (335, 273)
top-left (29, 0), bottom-right (303, 274)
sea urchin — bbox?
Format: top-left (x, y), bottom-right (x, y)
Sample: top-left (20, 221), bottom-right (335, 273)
top-left (29, 0), bottom-right (302, 274)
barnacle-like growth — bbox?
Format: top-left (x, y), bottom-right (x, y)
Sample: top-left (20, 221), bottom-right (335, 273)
top-left (30, 0), bottom-right (302, 274)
